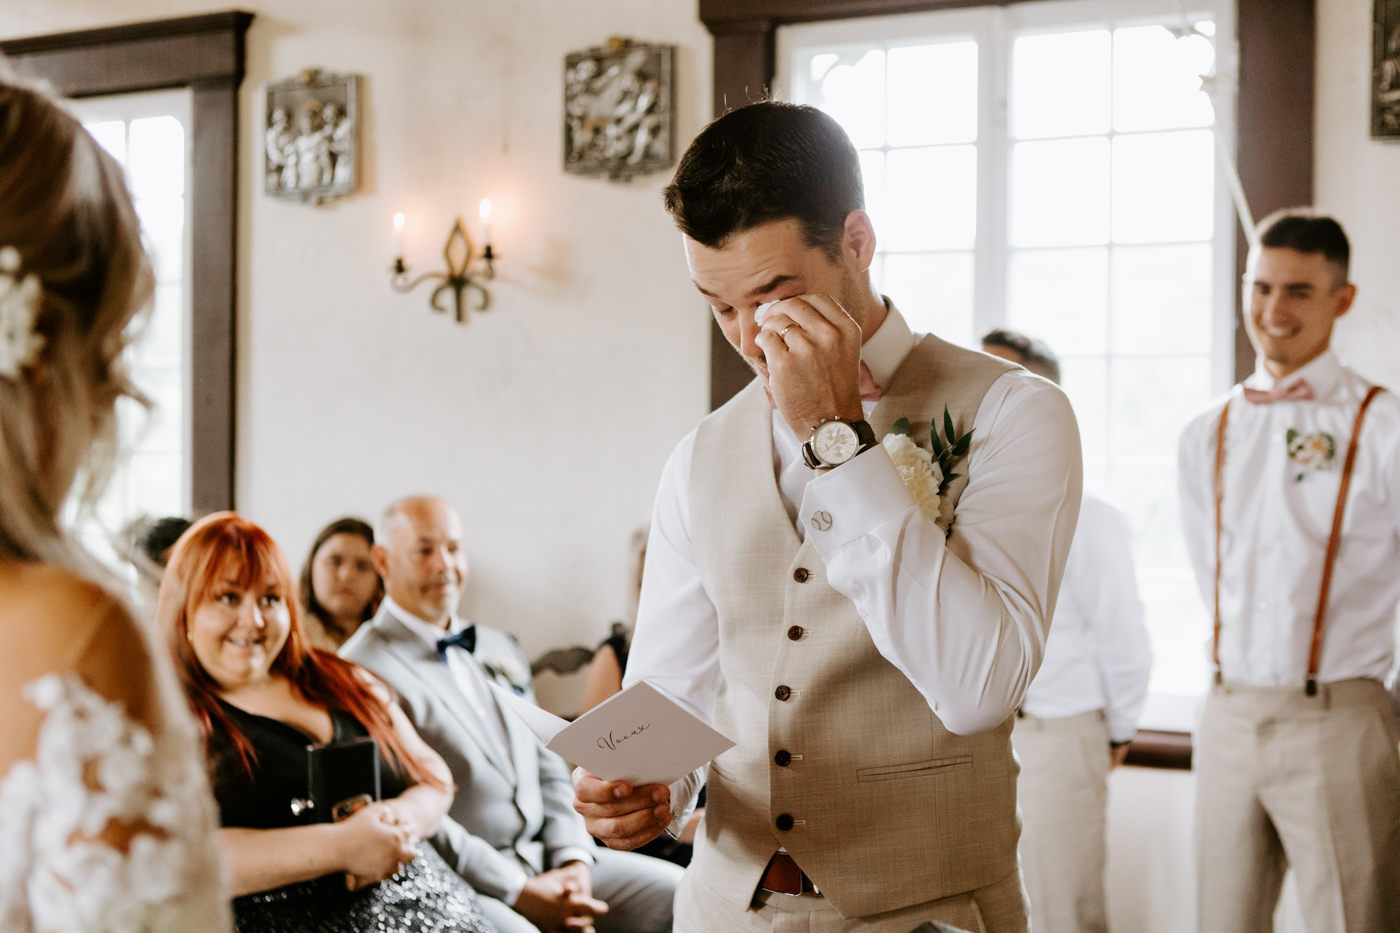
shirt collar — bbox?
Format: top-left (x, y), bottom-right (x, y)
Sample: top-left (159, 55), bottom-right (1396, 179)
top-left (860, 298), bottom-right (919, 390)
top-left (1245, 348), bottom-right (1343, 400)
top-left (383, 595), bottom-right (466, 649)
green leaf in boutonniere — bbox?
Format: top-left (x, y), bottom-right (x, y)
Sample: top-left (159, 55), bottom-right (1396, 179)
top-left (892, 417), bottom-right (910, 436)
top-left (931, 405), bottom-right (974, 496)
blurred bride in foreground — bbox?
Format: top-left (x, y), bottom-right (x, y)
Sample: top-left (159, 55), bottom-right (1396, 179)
top-left (0, 76), bottom-right (232, 931)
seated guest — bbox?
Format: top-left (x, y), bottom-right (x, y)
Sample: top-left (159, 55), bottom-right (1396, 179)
top-left (982, 329), bottom-right (1154, 933)
top-left (121, 514), bottom-right (193, 602)
top-left (160, 511), bottom-right (497, 933)
top-left (342, 495), bottom-right (682, 933)
top-left (300, 517), bottom-right (384, 650)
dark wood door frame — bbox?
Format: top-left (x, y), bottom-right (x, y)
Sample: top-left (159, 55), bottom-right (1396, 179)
top-left (2, 11), bottom-right (254, 515)
top-left (699, 0), bottom-right (1315, 767)
top-left (699, 0), bottom-right (1314, 411)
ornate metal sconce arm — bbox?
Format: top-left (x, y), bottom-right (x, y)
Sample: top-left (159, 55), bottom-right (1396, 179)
top-left (390, 217), bottom-right (496, 324)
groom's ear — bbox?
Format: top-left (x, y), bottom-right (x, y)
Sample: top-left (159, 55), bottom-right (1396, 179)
top-left (371, 543), bottom-right (390, 580)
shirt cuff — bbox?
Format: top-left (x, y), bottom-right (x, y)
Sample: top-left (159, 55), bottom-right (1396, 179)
top-left (664, 767), bottom-right (705, 838)
top-left (502, 872), bottom-right (527, 907)
top-left (801, 445), bottom-right (916, 553)
top-left (550, 847), bottom-right (596, 870)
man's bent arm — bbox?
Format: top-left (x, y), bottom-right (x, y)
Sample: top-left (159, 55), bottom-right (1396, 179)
top-left (803, 371), bottom-right (1082, 734)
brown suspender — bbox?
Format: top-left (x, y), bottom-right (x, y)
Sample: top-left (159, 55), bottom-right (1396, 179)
top-left (1212, 385), bottom-right (1385, 694)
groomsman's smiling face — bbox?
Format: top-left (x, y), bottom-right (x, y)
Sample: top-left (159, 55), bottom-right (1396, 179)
top-left (1245, 246), bottom-right (1356, 380)
top-left (685, 214), bottom-right (880, 386)
top-left (373, 497), bottom-right (468, 629)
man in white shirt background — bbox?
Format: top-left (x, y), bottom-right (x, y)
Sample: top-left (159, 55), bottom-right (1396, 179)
top-left (981, 329), bottom-right (1154, 933)
top-left (1178, 211), bottom-right (1400, 932)
top-left (573, 101), bottom-right (1082, 932)
top-left (341, 496), bottom-right (682, 933)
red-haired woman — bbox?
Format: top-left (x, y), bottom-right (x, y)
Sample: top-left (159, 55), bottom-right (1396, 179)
top-left (159, 512), bottom-right (497, 933)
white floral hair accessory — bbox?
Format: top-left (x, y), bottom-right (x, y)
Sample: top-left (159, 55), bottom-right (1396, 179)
top-left (0, 246), bottom-right (44, 380)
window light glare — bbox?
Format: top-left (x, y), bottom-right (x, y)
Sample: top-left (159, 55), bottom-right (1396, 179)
top-left (809, 52), bottom-right (839, 83)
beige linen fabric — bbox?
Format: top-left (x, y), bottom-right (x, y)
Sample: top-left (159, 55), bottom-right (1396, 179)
top-left (1195, 678), bottom-right (1400, 933)
top-left (1011, 710), bottom-right (1111, 933)
top-left (675, 865), bottom-right (1027, 933)
top-left (687, 335), bottom-right (1026, 927)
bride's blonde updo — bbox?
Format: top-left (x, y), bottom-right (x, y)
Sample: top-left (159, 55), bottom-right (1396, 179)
top-left (0, 77), bottom-right (153, 566)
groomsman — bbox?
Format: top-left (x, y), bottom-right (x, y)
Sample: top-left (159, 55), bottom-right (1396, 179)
top-left (574, 101), bottom-right (1082, 932)
top-left (981, 329), bottom-right (1153, 933)
top-left (1178, 210), bottom-right (1400, 932)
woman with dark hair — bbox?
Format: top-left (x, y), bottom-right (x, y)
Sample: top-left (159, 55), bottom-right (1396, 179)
top-left (300, 517), bottom-right (382, 650)
top-left (160, 512), bottom-right (496, 933)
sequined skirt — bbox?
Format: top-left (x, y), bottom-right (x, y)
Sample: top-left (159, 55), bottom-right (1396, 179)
top-left (233, 842), bottom-right (497, 933)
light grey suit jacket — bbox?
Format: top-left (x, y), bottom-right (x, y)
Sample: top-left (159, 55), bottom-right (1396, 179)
top-left (340, 606), bottom-right (595, 900)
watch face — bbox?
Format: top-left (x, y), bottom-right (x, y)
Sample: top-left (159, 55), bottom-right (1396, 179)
top-left (813, 421), bottom-right (859, 465)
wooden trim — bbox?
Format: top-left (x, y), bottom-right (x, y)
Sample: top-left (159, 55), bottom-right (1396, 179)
top-left (701, 0), bottom-right (1314, 414)
top-left (2, 12), bottom-right (252, 514)
top-left (1123, 729), bottom-right (1193, 770)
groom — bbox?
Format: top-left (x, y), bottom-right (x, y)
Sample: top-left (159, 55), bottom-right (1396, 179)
top-left (574, 101), bottom-right (1083, 932)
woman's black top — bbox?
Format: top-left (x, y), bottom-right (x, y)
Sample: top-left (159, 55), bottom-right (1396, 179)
top-left (211, 697), bottom-right (407, 829)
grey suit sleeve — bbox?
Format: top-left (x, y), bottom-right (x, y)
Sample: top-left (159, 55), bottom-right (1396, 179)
top-left (430, 815), bottom-right (530, 902)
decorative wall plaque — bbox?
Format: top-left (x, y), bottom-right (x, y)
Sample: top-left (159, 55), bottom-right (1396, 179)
top-left (1374, 0), bottom-right (1400, 138)
top-left (564, 38), bottom-right (676, 181)
top-left (265, 69), bottom-right (360, 202)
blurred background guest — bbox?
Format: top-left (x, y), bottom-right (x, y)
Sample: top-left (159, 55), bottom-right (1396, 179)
top-left (300, 516), bottom-right (383, 651)
top-left (161, 511), bottom-right (497, 933)
top-left (121, 514), bottom-right (193, 599)
top-left (982, 328), bottom-right (1154, 933)
top-left (0, 77), bottom-right (231, 932)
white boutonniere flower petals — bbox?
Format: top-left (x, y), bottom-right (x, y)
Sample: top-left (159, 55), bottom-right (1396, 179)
top-left (1285, 428), bottom-right (1336, 483)
top-left (883, 433), bottom-right (952, 533)
top-left (0, 246), bottom-right (45, 380)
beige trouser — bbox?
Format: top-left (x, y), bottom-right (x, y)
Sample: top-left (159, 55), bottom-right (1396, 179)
top-left (1195, 678), bottom-right (1400, 933)
top-left (674, 863), bottom-right (1027, 933)
top-left (1011, 710), bottom-right (1111, 933)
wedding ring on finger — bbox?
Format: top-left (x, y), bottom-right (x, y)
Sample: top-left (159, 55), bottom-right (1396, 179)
top-left (780, 324), bottom-right (795, 339)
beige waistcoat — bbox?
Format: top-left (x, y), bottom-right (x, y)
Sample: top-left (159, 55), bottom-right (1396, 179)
top-left (688, 335), bottom-right (1022, 919)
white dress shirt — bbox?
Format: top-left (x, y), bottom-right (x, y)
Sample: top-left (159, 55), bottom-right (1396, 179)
top-left (385, 597), bottom-right (513, 758)
top-left (626, 304), bottom-right (1082, 821)
top-left (1020, 493), bottom-right (1153, 743)
top-left (1178, 350), bottom-right (1400, 687)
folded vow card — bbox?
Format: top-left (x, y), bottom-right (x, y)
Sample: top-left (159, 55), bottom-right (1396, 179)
top-left (489, 680), bottom-right (735, 786)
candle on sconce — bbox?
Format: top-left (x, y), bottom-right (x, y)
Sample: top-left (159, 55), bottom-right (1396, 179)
top-left (478, 199), bottom-right (493, 250)
top-left (392, 211), bottom-right (405, 259)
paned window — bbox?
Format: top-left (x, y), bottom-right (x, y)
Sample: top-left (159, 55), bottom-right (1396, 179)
top-left (780, 0), bottom-right (1238, 728)
top-left (69, 89), bottom-right (193, 572)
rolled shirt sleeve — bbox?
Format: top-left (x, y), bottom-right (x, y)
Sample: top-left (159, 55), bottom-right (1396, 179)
top-left (802, 371), bottom-right (1083, 735)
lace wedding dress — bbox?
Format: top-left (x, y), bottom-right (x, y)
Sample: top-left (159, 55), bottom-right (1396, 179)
top-left (0, 597), bottom-right (232, 933)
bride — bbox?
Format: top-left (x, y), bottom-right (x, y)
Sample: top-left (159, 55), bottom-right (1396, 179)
top-left (0, 78), bottom-right (232, 931)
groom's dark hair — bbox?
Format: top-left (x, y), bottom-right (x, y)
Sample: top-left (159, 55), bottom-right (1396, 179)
top-left (662, 101), bottom-right (864, 260)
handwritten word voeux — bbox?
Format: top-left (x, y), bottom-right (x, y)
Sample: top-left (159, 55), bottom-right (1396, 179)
top-left (489, 680), bottom-right (734, 786)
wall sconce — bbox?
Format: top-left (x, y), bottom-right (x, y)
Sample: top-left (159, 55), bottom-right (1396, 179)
top-left (389, 201), bottom-right (497, 324)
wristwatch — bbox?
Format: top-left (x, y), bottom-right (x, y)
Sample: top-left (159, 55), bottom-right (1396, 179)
top-left (802, 417), bottom-right (878, 469)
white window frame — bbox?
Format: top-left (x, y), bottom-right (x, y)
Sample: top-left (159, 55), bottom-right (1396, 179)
top-left (777, 0), bottom-right (1240, 731)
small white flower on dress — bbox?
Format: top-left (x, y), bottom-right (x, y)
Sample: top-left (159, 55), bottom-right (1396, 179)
top-left (0, 245), bottom-right (45, 380)
top-left (883, 434), bottom-right (952, 533)
top-left (1285, 428), bottom-right (1336, 482)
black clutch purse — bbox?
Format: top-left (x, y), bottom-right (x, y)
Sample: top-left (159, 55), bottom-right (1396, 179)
top-left (290, 737), bottom-right (381, 823)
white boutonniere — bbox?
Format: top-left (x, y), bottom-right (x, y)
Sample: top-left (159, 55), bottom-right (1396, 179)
top-left (883, 408), bottom-right (974, 534)
top-left (478, 647), bottom-right (532, 696)
top-left (1285, 428), bottom-right (1337, 482)
top-left (0, 246), bottom-right (45, 380)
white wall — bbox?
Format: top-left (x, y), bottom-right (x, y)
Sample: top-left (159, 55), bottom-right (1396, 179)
top-left (2, 0), bottom-right (714, 691)
top-left (1318, 0), bottom-right (1400, 391)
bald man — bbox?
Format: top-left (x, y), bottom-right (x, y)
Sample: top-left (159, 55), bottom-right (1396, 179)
top-left (341, 497), bottom-right (681, 933)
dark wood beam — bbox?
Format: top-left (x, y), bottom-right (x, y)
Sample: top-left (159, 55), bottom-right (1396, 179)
top-left (2, 12), bottom-right (253, 515)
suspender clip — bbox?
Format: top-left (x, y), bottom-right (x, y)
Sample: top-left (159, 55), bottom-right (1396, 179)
top-left (1305, 677), bottom-right (1317, 697)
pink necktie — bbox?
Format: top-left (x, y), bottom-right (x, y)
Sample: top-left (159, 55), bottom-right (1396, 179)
top-left (859, 362), bottom-right (884, 402)
top-left (1242, 379), bottom-right (1315, 405)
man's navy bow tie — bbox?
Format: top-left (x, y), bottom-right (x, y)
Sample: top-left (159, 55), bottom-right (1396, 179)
top-left (436, 626), bottom-right (477, 661)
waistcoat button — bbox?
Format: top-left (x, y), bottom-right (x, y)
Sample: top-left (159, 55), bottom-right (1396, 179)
top-left (774, 685), bottom-right (792, 701)
top-left (775, 750), bottom-right (792, 767)
top-left (793, 567), bottom-right (810, 583)
top-left (787, 625), bottom-right (804, 641)
top-left (776, 813), bottom-right (794, 831)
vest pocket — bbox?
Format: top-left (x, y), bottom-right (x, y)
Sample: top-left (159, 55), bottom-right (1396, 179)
top-left (856, 755), bottom-right (973, 782)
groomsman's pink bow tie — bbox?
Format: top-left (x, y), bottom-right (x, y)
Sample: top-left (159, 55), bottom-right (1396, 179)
top-left (1242, 379), bottom-right (1315, 405)
top-left (859, 362), bottom-right (884, 402)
